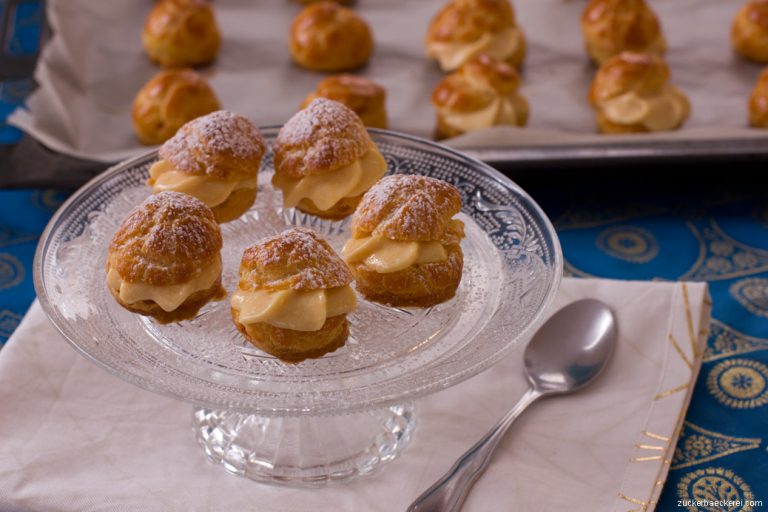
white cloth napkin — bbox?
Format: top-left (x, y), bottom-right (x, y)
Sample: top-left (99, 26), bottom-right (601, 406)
top-left (0, 278), bottom-right (709, 511)
top-left (9, 0), bottom-right (768, 163)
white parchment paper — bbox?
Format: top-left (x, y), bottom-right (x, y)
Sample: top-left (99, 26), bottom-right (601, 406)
top-left (8, 0), bottom-right (768, 162)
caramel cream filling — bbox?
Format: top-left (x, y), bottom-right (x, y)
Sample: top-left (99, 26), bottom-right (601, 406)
top-left (427, 27), bottom-right (522, 72)
top-left (599, 85), bottom-right (688, 131)
top-left (148, 160), bottom-right (258, 208)
top-left (231, 285), bottom-right (357, 332)
top-left (107, 257), bottom-right (222, 312)
top-left (342, 236), bottom-right (450, 274)
top-left (272, 146), bottom-right (387, 211)
top-left (440, 96), bottom-right (524, 133)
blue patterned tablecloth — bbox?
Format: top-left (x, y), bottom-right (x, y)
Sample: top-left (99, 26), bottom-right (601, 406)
top-left (1, 1), bottom-right (766, 510)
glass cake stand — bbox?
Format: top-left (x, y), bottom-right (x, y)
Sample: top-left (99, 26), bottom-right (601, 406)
top-left (33, 129), bottom-right (562, 487)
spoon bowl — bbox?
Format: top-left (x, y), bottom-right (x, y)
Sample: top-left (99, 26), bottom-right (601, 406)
top-left (525, 298), bottom-right (617, 394)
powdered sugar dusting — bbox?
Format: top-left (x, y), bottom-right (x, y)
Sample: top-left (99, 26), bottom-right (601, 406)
top-left (353, 175), bottom-right (462, 241)
top-left (241, 227), bottom-right (352, 291)
top-left (278, 99), bottom-right (360, 143)
top-left (109, 191), bottom-right (222, 284)
top-left (160, 110), bottom-right (265, 176)
top-left (274, 98), bottom-right (369, 177)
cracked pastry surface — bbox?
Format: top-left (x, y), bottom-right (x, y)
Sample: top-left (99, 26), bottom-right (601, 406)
top-left (147, 110), bottom-right (265, 223)
top-left (426, 0), bottom-right (526, 72)
top-left (581, 0), bottom-right (666, 65)
top-left (272, 98), bottom-right (387, 220)
top-left (732, 0), bottom-right (768, 63)
top-left (131, 68), bottom-right (221, 146)
top-left (231, 228), bottom-right (356, 363)
top-left (432, 54), bottom-right (529, 139)
top-left (301, 75), bottom-right (387, 129)
top-left (142, 0), bottom-right (221, 68)
top-left (589, 52), bottom-right (690, 134)
top-left (342, 174), bottom-right (465, 308)
top-left (289, 2), bottom-right (373, 72)
top-left (106, 191), bottom-right (225, 324)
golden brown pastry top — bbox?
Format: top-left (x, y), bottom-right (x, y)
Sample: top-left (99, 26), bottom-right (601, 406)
top-left (432, 54), bottom-right (522, 112)
top-left (581, 0), bottom-right (665, 63)
top-left (142, 0), bottom-right (221, 67)
top-left (589, 52), bottom-right (670, 104)
top-left (427, 0), bottom-right (515, 44)
top-left (749, 68), bottom-right (768, 126)
top-left (238, 228), bottom-right (353, 293)
top-left (738, 0), bottom-right (768, 29)
top-left (351, 175), bottom-right (464, 243)
top-left (131, 68), bottom-right (221, 145)
top-left (301, 75), bottom-right (386, 127)
top-left (289, 2), bottom-right (373, 71)
top-left (158, 110), bottom-right (265, 180)
top-left (274, 98), bottom-right (371, 179)
top-left (108, 191), bottom-right (222, 286)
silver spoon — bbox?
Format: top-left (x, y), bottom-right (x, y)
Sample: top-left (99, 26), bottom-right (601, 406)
top-left (407, 299), bottom-right (617, 512)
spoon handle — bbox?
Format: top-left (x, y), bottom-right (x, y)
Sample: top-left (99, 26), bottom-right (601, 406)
top-left (407, 387), bottom-right (542, 512)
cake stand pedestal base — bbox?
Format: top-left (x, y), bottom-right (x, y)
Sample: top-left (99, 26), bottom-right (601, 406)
top-left (193, 403), bottom-right (415, 486)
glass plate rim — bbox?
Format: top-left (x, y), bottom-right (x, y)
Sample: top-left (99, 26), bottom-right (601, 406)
top-left (33, 127), bottom-right (563, 415)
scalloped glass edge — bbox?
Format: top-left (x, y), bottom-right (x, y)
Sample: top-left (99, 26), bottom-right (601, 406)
top-left (33, 128), bottom-right (563, 415)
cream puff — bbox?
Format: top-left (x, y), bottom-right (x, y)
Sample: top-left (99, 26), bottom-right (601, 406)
top-left (147, 110), bottom-right (265, 223)
top-left (289, 2), bottom-right (373, 72)
top-left (581, 0), bottom-right (666, 65)
top-left (432, 54), bottom-right (529, 139)
top-left (301, 75), bottom-right (387, 129)
top-left (732, 0), bottom-right (768, 63)
top-left (142, 0), bottom-right (221, 68)
top-left (231, 228), bottom-right (356, 363)
top-left (426, 0), bottom-right (526, 72)
top-left (132, 68), bottom-right (221, 146)
top-left (749, 68), bottom-right (768, 127)
top-left (589, 52), bottom-right (690, 134)
top-left (342, 175), bottom-right (465, 308)
top-left (272, 98), bottom-right (387, 220)
top-left (106, 191), bottom-right (225, 324)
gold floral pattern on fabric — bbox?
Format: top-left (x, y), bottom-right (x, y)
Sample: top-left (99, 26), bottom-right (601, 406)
top-left (672, 422), bottom-right (761, 470)
top-left (730, 278), bottom-right (768, 319)
top-left (597, 225), bottom-right (659, 263)
top-left (0, 253), bottom-right (24, 290)
top-left (706, 359), bottom-right (768, 409)
top-left (682, 221), bottom-right (768, 281)
top-left (677, 467), bottom-right (755, 512)
top-left (705, 320), bottom-right (768, 362)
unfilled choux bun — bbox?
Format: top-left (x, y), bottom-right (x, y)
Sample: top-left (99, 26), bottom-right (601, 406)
top-left (142, 0), bottom-right (221, 68)
top-left (749, 68), bottom-right (768, 127)
top-left (132, 69), bottom-right (221, 146)
top-left (301, 75), bottom-right (387, 129)
top-left (589, 52), bottom-right (690, 133)
top-left (732, 0), bottom-right (768, 63)
top-left (581, 0), bottom-right (666, 65)
top-left (106, 191), bottom-right (225, 323)
top-left (289, 2), bottom-right (373, 72)
top-left (426, 0), bottom-right (526, 71)
top-left (432, 54), bottom-right (529, 139)
top-left (346, 175), bottom-right (465, 308)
